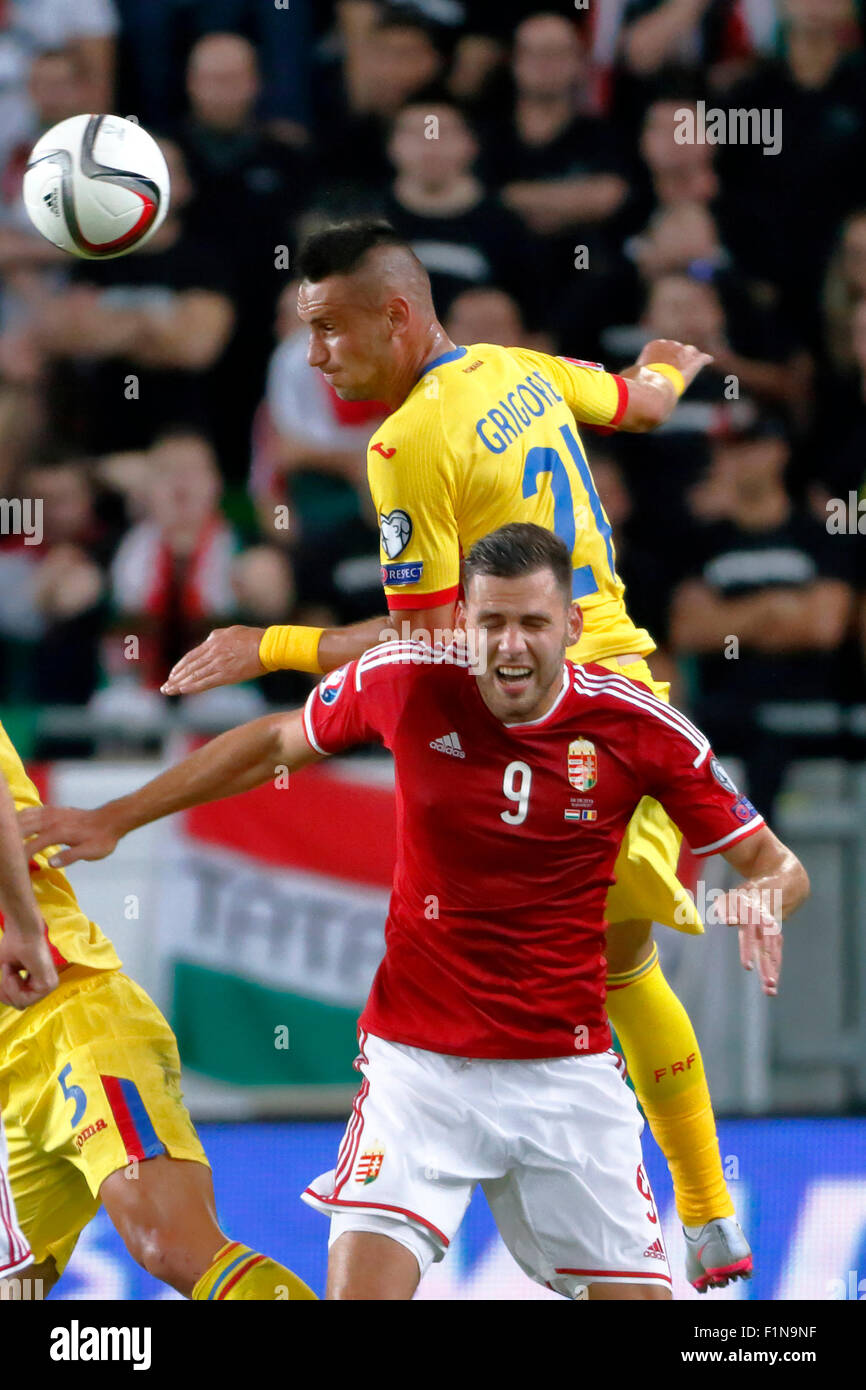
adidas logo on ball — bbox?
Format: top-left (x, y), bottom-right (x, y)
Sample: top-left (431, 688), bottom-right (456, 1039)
top-left (24, 113), bottom-right (170, 260)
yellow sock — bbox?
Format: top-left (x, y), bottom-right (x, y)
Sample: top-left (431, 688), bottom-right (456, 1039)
top-left (192, 1241), bottom-right (317, 1301)
top-left (606, 945), bottom-right (734, 1227)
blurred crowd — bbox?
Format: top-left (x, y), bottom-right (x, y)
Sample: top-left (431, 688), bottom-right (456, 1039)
top-left (0, 0), bottom-right (865, 806)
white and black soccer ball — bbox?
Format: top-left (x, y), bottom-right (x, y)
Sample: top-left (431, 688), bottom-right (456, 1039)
top-left (23, 114), bottom-right (170, 260)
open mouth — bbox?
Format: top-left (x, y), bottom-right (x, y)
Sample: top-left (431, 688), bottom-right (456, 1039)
top-left (494, 665), bottom-right (533, 694)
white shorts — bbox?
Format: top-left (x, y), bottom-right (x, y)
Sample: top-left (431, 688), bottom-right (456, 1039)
top-left (301, 1032), bottom-right (671, 1298)
top-left (0, 1112), bottom-right (31, 1279)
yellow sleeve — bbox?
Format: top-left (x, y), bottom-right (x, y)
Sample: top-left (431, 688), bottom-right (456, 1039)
top-left (510, 348), bottom-right (629, 429)
top-left (366, 403), bottom-right (461, 612)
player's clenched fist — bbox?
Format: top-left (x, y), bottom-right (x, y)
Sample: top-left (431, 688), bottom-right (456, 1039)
top-left (0, 924), bottom-right (58, 1009)
top-left (18, 804), bottom-right (120, 869)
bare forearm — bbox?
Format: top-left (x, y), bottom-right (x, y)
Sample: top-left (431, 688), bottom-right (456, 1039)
top-left (746, 588), bottom-right (851, 652)
top-left (624, 0), bottom-right (711, 74)
top-left (132, 307), bottom-right (233, 370)
top-left (670, 591), bottom-right (768, 650)
top-left (0, 779), bottom-right (43, 935)
top-left (104, 715), bottom-right (300, 837)
top-left (521, 176), bottom-right (627, 224)
top-left (317, 614), bottom-right (394, 672)
top-left (726, 832), bottom-right (810, 920)
top-left (47, 307), bottom-right (145, 358)
top-left (618, 364), bottom-right (679, 427)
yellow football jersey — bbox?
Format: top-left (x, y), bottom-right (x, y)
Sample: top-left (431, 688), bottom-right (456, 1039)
top-left (0, 722), bottom-right (120, 1015)
top-left (367, 343), bottom-right (654, 665)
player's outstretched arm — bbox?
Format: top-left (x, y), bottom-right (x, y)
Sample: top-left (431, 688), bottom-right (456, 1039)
top-left (160, 615), bottom-right (390, 694)
top-left (0, 773), bottom-right (59, 1008)
top-left (161, 600), bottom-right (457, 694)
top-left (618, 337), bottom-right (714, 431)
top-left (19, 709), bottom-right (321, 870)
top-left (717, 826), bottom-right (810, 997)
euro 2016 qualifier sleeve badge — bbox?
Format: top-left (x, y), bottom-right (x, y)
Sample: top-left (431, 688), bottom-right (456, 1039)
top-left (355, 1142), bottom-right (386, 1185)
top-left (567, 738), bottom-right (598, 792)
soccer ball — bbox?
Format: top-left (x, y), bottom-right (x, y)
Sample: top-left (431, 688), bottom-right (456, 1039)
top-left (23, 114), bottom-right (170, 260)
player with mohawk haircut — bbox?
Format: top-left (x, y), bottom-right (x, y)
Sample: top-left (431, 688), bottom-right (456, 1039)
top-left (162, 216), bottom-right (749, 1290)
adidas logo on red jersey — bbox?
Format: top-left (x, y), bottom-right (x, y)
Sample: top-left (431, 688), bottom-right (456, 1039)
top-left (643, 1237), bottom-right (667, 1261)
top-left (430, 731), bottom-right (465, 758)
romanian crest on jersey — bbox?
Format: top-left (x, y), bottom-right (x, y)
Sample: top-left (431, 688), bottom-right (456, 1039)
top-left (355, 1142), bottom-right (386, 1185)
top-left (567, 738), bottom-right (598, 792)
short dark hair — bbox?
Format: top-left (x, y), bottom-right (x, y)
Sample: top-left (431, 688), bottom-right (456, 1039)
top-left (463, 523), bottom-right (573, 606)
top-left (376, 6), bottom-right (453, 57)
top-left (296, 220), bottom-right (410, 281)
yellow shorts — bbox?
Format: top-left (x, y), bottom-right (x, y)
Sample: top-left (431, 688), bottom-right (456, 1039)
top-left (586, 655), bottom-right (703, 935)
top-left (0, 965), bottom-right (208, 1274)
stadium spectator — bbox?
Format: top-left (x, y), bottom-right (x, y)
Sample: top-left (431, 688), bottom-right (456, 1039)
top-left (616, 271), bottom-right (800, 418)
top-left (179, 32), bottom-right (309, 257)
top-left (821, 209), bottom-right (866, 375)
top-left (669, 424), bottom-right (858, 814)
top-left (806, 297), bottom-right (866, 517)
top-left (106, 430), bottom-right (293, 700)
top-left (584, 443), bottom-right (683, 698)
top-left (718, 0), bottom-right (866, 319)
top-left (0, 324), bottom-right (46, 492)
top-left (250, 280), bottom-right (385, 543)
top-left (0, 0), bottom-right (859, 778)
top-left (481, 12), bottom-right (630, 246)
top-left (27, 139), bottom-right (236, 462)
top-left (0, 50), bottom-right (84, 292)
top-left (177, 31), bottom-right (311, 473)
top-left (0, 48), bottom-right (88, 481)
top-left (627, 201), bottom-right (730, 282)
top-left (378, 100), bottom-right (537, 321)
top-left (618, 0), bottom-right (777, 82)
top-left (246, 279), bottom-right (384, 632)
top-left (634, 96), bottom-right (719, 224)
top-left (0, 456), bottom-right (110, 710)
top-left (315, 8), bottom-right (448, 197)
top-left (115, 0), bottom-right (311, 136)
top-left (601, 272), bottom-right (757, 543)
top-left (794, 213), bottom-right (866, 504)
top-left (0, 0), bottom-right (117, 174)
top-left (0, 49), bottom-right (86, 246)
top-left (443, 285), bottom-right (547, 351)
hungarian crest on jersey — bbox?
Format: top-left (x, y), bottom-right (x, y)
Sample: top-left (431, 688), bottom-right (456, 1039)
top-left (355, 1143), bottom-right (385, 1185)
top-left (567, 738), bottom-right (598, 792)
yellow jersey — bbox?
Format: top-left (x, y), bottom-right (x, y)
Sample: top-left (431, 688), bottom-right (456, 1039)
top-left (367, 343), bottom-right (654, 665)
top-left (0, 721), bottom-right (120, 1017)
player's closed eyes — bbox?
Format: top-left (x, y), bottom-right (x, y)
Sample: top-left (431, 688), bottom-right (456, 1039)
top-left (479, 617), bottom-right (550, 631)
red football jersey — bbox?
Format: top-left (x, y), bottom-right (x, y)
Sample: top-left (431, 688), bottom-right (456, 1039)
top-left (303, 644), bottom-right (764, 1059)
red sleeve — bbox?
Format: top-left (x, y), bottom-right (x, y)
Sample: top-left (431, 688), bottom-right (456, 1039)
top-left (583, 374), bottom-right (629, 436)
top-left (636, 706), bottom-right (765, 857)
top-left (302, 643), bottom-right (411, 755)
